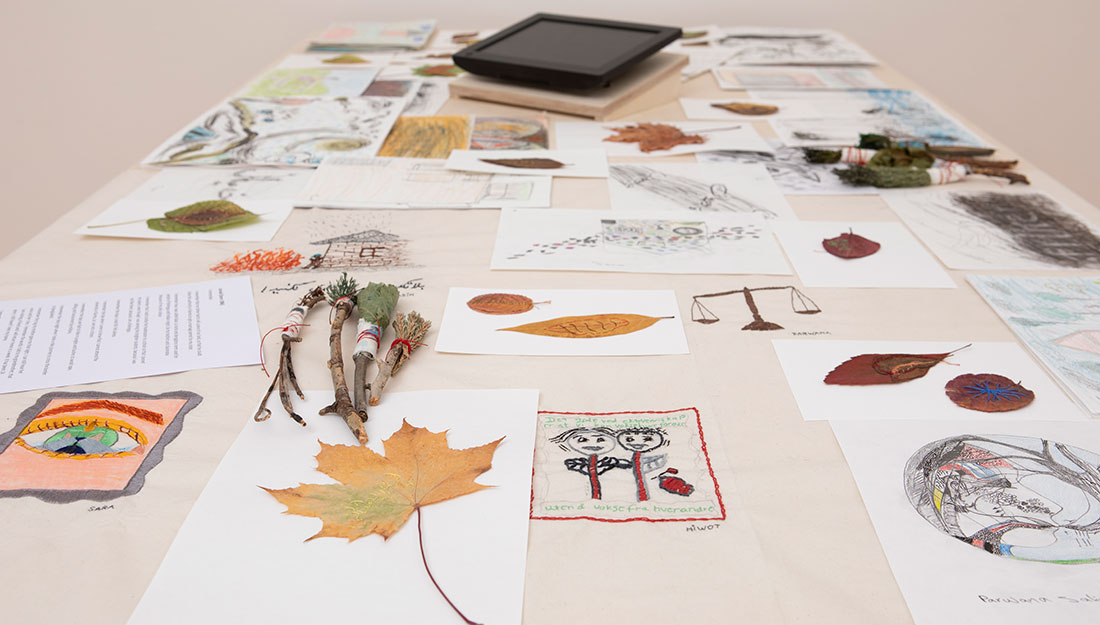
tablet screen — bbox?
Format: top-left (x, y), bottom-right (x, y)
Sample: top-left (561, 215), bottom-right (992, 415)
top-left (477, 20), bottom-right (655, 68)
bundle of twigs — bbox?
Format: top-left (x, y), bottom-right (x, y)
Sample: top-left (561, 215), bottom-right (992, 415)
top-left (254, 286), bottom-right (326, 425)
top-left (317, 273), bottom-right (368, 444)
top-left (369, 311), bottom-right (431, 406)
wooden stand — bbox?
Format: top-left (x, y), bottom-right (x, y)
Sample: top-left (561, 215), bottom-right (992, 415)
top-left (449, 53), bottom-right (688, 121)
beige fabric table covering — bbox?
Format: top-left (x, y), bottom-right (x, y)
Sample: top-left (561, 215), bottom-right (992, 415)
top-left (0, 31), bottom-right (1096, 625)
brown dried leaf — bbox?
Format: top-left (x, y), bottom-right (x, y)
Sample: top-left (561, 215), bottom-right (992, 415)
top-left (467, 293), bottom-right (535, 315)
top-left (711, 101), bottom-right (779, 116)
top-left (498, 313), bottom-right (672, 338)
top-left (822, 230), bottom-right (881, 259)
top-left (262, 421), bottom-right (503, 541)
top-left (603, 123), bottom-right (705, 153)
top-left (945, 373), bottom-right (1035, 412)
top-left (824, 351), bottom-right (958, 385)
top-left (478, 158), bottom-right (565, 169)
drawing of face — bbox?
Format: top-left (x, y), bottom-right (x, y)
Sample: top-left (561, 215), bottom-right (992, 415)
top-left (617, 428), bottom-right (667, 453)
top-left (561, 430), bottom-right (617, 456)
top-left (905, 435), bottom-right (1100, 563)
top-left (0, 392), bottom-right (200, 501)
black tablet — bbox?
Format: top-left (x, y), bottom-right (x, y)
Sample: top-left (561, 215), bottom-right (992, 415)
top-left (453, 14), bottom-right (681, 90)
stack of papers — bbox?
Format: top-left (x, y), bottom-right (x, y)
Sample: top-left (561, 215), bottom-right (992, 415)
top-left (309, 20), bottom-right (437, 51)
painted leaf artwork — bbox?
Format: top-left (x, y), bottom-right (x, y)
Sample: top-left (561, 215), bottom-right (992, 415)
top-left (944, 373), bottom-right (1035, 412)
top-left (322, 53), bottom-right (368, 64)
top-left (467, 293), bottom-right (536, 315)
top-left (824, 349), bottom-right (965, 385)
top-left (905, 434), bottom-right (1100, 563)
top-left (413, 64), bottom-right (463, 77)
top-left (478, 157), bottom-right (564, 170)
top-left (822, 230), bottom-right (881, 259)
top-left (711, 101), bottom-right (779, 116)
top-left (146, 200), bottom-right (259, 233)
top-left (604, 123), bottom-right (705, 153)
top-left (498, 314), bottom-right (672, 339)
top-left (263, 421), bottom-right (503, 540)
top-left (0, 391), bottom-right (202, 503)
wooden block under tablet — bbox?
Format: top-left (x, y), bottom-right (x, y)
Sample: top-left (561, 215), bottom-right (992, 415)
top-left (450, 52), bottom-right (688, 121)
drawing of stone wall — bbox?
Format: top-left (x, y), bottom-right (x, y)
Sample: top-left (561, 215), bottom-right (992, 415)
top-left (311, 230), bottom-right (407, 269)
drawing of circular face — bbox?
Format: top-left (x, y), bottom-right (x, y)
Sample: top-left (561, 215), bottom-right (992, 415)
top-left (617, 429), bottom-right (666, 453)
top-left (904, 434), bottom-right (1100, 564)
top-left (563, 430), bottom-right (617, 456)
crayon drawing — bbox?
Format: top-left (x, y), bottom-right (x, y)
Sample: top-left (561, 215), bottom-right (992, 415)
top-left (377, 115), bottom-right (471, 159)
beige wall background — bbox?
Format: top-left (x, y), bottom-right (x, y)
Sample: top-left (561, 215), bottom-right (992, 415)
top-left (1, 0), bottom-right (1096, 260)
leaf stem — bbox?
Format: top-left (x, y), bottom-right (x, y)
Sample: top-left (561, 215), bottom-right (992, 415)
top-left (416, 506), bottom-right (481, 625)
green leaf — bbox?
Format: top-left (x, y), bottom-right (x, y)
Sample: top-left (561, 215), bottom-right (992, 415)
top-left (146, 200), bottom-right (259, 232)
top-left (357, 282), bottom-right (400, 327)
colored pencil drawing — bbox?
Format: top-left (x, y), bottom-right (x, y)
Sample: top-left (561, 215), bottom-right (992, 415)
top-left (470, 116), bottom-right (549, 150)
top-left (242, 68), bottom-right (380, 98)
top-left (377, 115), bottom-right (471, 159)
top-left (0, 391), bottom-right (202, 503)
top-left (146, 97), bottom-right (406, 166)
top-left (887, 191), bottom-right (1100, 270)
top-left (210, 230), bottom-right (409, 273)
top-left (905, 434), bottom-right (1100, 563)
top-left (969, 275), bottom-right (1100, 414)
top-left (532, 408), bottom-right (725, 522)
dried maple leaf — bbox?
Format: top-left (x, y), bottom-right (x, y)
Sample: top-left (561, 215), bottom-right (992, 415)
top-left (498, 313), bottom-right (673, 338)
top-left (467, 293), bottom-right (536, 315)
top-left (945, 373), bottom-right (1035, 412)
top-left (478, 157), bottom-right (565, 169)
top-left (264, 420), bottom-right (502, 541)
top-left (603, 123), bottom-right (705, 153)
top-left (822, 230), bottom-right (881, 259)
top-left (824, 346), bottom-right (970, 385)
top-left (711, 101), bottom-right (779, 116)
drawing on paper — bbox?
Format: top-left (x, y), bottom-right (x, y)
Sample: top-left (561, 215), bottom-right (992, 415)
top-left (498, 313), bottom-right (674, 339)
top-left (470, 116), bottom-right (549, 150)
top-left (321, 53), bottom-right (369, 64)
top-left (716, 31), bottom-right (875, 65)
top-left (532, 409), bottom-right (724, 521)
top-left (604, 123), bottom-right (705, 152)
top-left (506, 219), bottom-right (761, 260)
top-left (362, 79), bottom-right (417, 98)
top-left (147, 97), bottom-right (405, 166)
top-left (0, 391), bottom-right (202, 503)
top-left (714, 66), bottom-right (882, 90)
top-left (905, 434), bottom-right (1100, 563)
top-left (698, 141), bottom-right (863, 195)
top-left (243, 68), bottom-right (379, 98)
top-left (377, 115), bottom-right (471, 159)
top-left (691, 285), bottom-right (820, 329)
top-left (413, 63), bottom-right (463, 77)
top-left (609, 164), bottom-right (778, 217)
top-left (209, 229), bottom-right (408, 274)
top-left (969, 275), bottom-right (1100, 414)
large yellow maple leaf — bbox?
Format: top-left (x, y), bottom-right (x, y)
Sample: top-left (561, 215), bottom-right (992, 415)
top-left (263, 420), bottom-right (504, 541)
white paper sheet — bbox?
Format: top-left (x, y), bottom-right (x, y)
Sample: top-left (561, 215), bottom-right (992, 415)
top-left (297, 156), bottom-right (551, 209)
top-left (125, 167), bottom-right (314, 202)
top-left (445, 148), bottom-right (608, 178)
top-left (712, 65), bottom-right (885, 90)
top-left (679, 97), bottom-right (825, 120)
top-left (715, 28), bottom-right (878, 65)
top-left (310, 20), bottom-right (437, 50)
top-left (491, 208), bottom-right (792, 275)
top-left (554, 120), bottom-right (773, 157)
top-left (0, 277), bottom-right (260, 393)
top-left (831, 419), bottom-right (1100, 625)
top-left (696, 138), bottom-right (876, 195)
top-left (883, 188), bottom-right (1100, 270)
top-left (76, 199), bottom-right (293, 242)
top-left (771, 221), bottom-right (955, 288)
top-left (276, 52), bottom-right (397, 69)
top-left (402, 78), bottom-right (449, 115)
top-left (144, 97), bottom-right (407, 167)
top-left (607, 162), bottom-right (795, 220)
top-left (239, 67), bottom-right (381, 97)
top-left (435, 288), bottom-right (689, 356)
top-left (128, 388), bottom-right (537, 625)
top-left (969, 275), bottom-right (1100, 415)
top-left (772, 340), bottom-right (1085, 421)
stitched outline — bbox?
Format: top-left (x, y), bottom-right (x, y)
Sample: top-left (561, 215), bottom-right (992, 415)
top-left (530, 407), bottom-right (726, 523)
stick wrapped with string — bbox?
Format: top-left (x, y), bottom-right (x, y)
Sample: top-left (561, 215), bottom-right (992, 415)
top-left (370, 311), bottom-right (431, 406)
top-left (254, 286), bottom-right (326, 425)
top-left (352, 282), bottom-right (399, 418)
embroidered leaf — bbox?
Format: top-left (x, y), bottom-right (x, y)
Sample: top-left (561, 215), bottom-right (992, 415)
top-left (147, 200), bottom-right (259, 232)
top-left (478, 157), bottom-right (565, 169)
top-left (710, 101), bottom-right (779, 116)
top-left (945, 373), bottom-right (1035, 412)
top-left (604, 123), bottom-right (705, 153)
top-left (822, 230), bottom-right (881, 259)
top-left (498, 314), bottom-right (672, 338)
top-left (467, 293), bottom-right (535, 315)
top-left (824, 348), bottom-right (968, 385)
top-left (262, 420), bottom-right (503, 541)
top-left (322, 54), bottom-right (368, 64)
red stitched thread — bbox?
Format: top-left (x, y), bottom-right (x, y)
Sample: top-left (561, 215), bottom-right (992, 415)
top-left (385, 337), bottom-right (427, 359)
top-left (258, 323), bottom-right (309, 377)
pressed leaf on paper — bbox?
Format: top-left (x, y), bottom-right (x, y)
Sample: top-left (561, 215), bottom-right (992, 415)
top-left (146, 200), bottom-right (260, 233)
top-left (603, 123), bottom-right (705, 153)
top-left (824, 348), bottom-right (967, 385)
top-left (945, 373), bottom-right (1035, 412)
top-left (262, 420), bottom-right (503, 541)
top-left (498, 313), bottom-right (672, 339)
top-left (710, 101), bottom-right (779, 116)
top-left (822, 230), bottom-right (881, 259)
top-left (478, 157), bottom-right (565, 169)
top-left (467, 293), bottom-right (535, 315)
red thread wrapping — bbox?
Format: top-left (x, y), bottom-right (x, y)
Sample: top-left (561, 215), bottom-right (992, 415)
top-left (529, 407), bottom-right (726, 524)
top-left (258, 323), bottom-right (309, 377)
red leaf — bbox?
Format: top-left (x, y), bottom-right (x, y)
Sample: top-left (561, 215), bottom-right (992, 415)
top-left (944, 373), bottom-right (1035, 412)
top-left (822, 230), bottom-right (881, 259)
top-left (824, 350), bottom-right (964, 385)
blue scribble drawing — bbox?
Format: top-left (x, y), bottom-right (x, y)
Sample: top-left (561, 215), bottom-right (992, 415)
top-left (969, 275), bottom-right (1100, 414)
top-left (961, 380), bottom-right (1028, 404)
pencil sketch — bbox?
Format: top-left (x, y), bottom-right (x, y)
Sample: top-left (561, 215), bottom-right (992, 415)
top-left (716, 30), bottom-right (876, 65)
top-left (146, 97), bottom-right (406, 166)
top-left (506, 218), bottom-right (762, 260)
top-left (886, 190), bottom-right (1100, 270)
top-left (969, 275), bottom-right (1100, 414)
top-left (608, 164), bottom-right (786, 217)
top-left (697, 140), bottom-right (867, 195)
top-left (905, 434), bottom-right (1100, 563)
